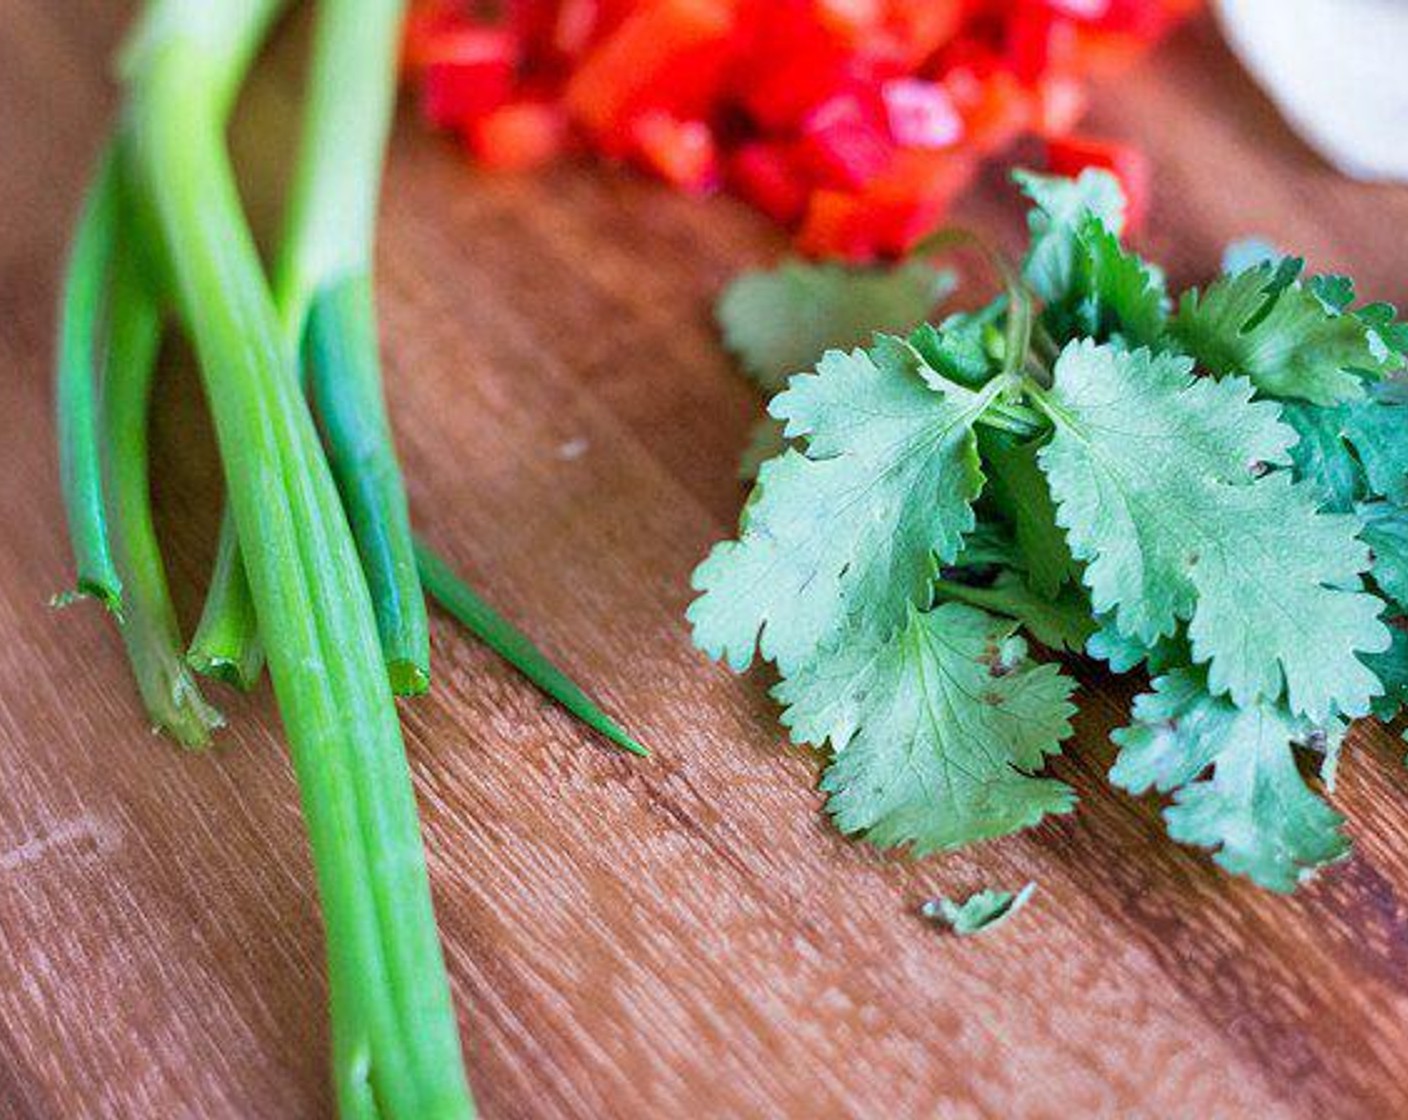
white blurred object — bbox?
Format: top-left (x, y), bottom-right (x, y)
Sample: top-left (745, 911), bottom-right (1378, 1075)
top-left (1216, 0), bottom-right (1408, 182)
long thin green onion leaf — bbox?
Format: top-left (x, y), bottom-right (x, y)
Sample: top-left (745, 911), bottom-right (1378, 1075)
top-left (121, 1), bottom-right (473, 1113)
top-left (415, 539), bottom-right (648, 757)
top-left (188, 511), bottom-right (264, 688)
top-left (306, 275), bottom-right (429, 695)
top-left (101, 243), bottom-right (224, 745)
top-left (56, 145), bottom-right (123, 612)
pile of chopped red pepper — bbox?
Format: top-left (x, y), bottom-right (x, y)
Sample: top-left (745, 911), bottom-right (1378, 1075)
top-left (405, 0), bottom-right (1197, 259)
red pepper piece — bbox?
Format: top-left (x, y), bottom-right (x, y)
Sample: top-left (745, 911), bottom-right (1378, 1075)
top-left (469, 101), bottom-right (570, 171)
top-left (631, 111), bottom-right (720, 192)
top-left (728, 141), bottom-right (810, 225)
top-left (419, 27), bottom-right (519, 131)
top-left (795, 92), bottom-right (896, 190)
top-left (565, 0), bottom-right (738, 149)
top-left (1047, 133), bottom-right (1151, 231)
top-left (881, 78), bottom-right (962, 149)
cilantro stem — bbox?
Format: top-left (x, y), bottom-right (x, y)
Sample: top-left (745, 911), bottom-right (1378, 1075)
top-left (101, 243), bottom-right (224, 745)
top-left (415, 540), bottom-right (648, 757)
top-left (120, 1), bottom-right (473, 1112)
top-left (55, 144), bottom-right (123, 613)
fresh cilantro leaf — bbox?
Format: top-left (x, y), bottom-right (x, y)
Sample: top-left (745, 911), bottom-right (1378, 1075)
top-left (950, 520), bottom-right (1024, 570)
top-left (1111, 669), bottom-right (1348, 892)
top-left (1042, 217), bottom-right (1168, 348)
top-left (689, 341), bottom-right (1000, 673)
top-left (921, 882), bottom-right (1036, 936)
top-left (1085, 616), bottom-right (1189, 675)
top-left (1358, 501), bottom-right (1408, 611)
top-left (1365, 623), bottom-right (1408, 724)
top-left (716, 260), bottom-right (953, 394)
top-left (778, 603), bottom-right (1077, 853)
top-left (1037, 341), bottom-right (1388, 720)
top-left (1014, 168), bottom-right (1126, 304)
top-left (979, 429), bottom-right (1079, 598)
top-left (908, 300), bottom-right (1005, 388)
top-left (1171, 262), bottom-right (1392, 404)
top-left (936, 571), bottom-right (1094, 653)
top-left (1282, 401), bottom-right (1364, 512)
top-left (1343, 387), bottom-right (1408, 504)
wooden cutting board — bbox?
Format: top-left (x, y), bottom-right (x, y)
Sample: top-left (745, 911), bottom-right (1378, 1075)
top-left (3, 4), bottom-right (1408, 1117)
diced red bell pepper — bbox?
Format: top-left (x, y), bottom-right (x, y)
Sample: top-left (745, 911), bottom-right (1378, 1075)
top-left (419, 27), bottom-right (519, 131)
top-left (795, 92), bottom-right (895, 190)
top-left (1047, 133), bottom-right (1151, 231)
top-left (797, 190), bottom-right (878, 260)
top-left (1005, 2), bottom-right (1079, 84)
top-left (947, 69), bottom-right (1033, 154)
top-left (468, 101), bottom-right (570, 171)
top-left (402, 1), bottom-right (469, 76)
top-left (881, 78), bottom-right (962, 149)
top-left (565, 0), bottom-right (739, 151)
top-left (870, 0), bottom-right (966, 69)
top-left (1033, 73), bottom-right (1088, 136)
top-left (630, 111), bottom-right (720, 192)
top-left (727, 142), bottom-right (809, 225)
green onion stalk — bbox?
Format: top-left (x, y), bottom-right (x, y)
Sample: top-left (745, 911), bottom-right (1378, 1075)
top-left (186, 0), bottom-right (644, 752)
top-left (118, 0), bottom-right (474, 1113)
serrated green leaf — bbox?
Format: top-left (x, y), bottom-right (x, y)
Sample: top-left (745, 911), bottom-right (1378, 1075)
top-left (1364, 623), bottom-right (1408, 724)
top-left (1112, 669), bottom-right (1348, 892)
top-left (1343, 388), bottom-right (1408, 504)
top-left (779, 603), bottom-right (1076, 854)
top-left (1037, 341), bottom-right (1387, 720)
top-left (921, 882), bottom-right (1036, 936)
top-left (980, 429), bottom-right (1079, 598)
top-left (1014, 168), bottom-right (1126, 304)
top-left (1043, 217), bottom-right (1167, 348)
top-left (935, 571), bottom-right (1094, 653)
top-left (716, 259), bottom-right (953, 394)
top-left (1171, 263), bottom-right (1390, 405)
top-left (908, 300), bottom-right (1005, 389)
top-left (689, 343), bottom-right (1000, 674)
top-left (1085, 616), bottom-right (1189, 675)
top-left (1358, 501), bottom-right (1408, 612)
top-left (1282, 401), bottom-right (1364, 512)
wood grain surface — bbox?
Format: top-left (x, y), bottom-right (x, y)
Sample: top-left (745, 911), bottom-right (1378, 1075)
top-left (4, 4), bottom-right (1408, 1118)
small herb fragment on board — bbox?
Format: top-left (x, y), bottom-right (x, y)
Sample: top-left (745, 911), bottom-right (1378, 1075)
top-left (694, 169), bottom-right (1408, 894)
top-left (922, 883), bottom-right (1037, 937)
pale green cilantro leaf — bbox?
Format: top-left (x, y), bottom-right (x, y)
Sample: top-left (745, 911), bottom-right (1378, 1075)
top-left (778, 603), bottom-right (1076, 853)
top-left (717, 260), bottom-right (953, 394)
top-left (921, 882), bottom-right (1036, 936)
top-left (1171, 262), bottom-right (1392, 404)
top-left (1037, 341), bottom-right (1387, 720)
top-left (1014, 168), bottom-right (1126, 304)
top-left (1112, 669), bottom-right (1348, 892)
top-left (689, 343), bottom-right (999, 674)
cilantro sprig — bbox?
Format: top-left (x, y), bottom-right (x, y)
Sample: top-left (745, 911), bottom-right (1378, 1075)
top-left (694, 170), bottom-right (1408, 893)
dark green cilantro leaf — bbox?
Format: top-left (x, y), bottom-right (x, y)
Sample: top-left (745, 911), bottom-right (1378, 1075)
top-left (777, 603), bottom-right (1076, 853)
top-left (1282, 401), bottom-right (1364, 512)
top-left (1343, 387), bottom-right (1408, 504)
top-left (979, 429), bottom-right (1079, 598)
top-left (1171, 262), bottom-right (1392, 404)
top-left (689, 342), bottom-right (1000, 674)
top-left (921, 882), bottom-right (1036, 936)
top-left (1358, 501), bottom-right (1408, 611)
top-left (737, 416), bottom-right (787, 482)
top-left (1111, 669), bottom-right (1348, 892)
top-left (1364, 624), bottom-right (1408, 725)
top-left (908, 299), bottom-right (1005, 388)
top-left (1085, 616), bottom-right (1190, 676)
top-left (1037, 341), bottom-right (1387, 720)
top-left (1014, 169), bottom-right (1126, 304)
top-left (935, 571), bottom-right (1094, 653)
top-left (716, 259), bottom-right (953, 394)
